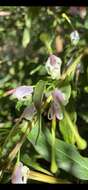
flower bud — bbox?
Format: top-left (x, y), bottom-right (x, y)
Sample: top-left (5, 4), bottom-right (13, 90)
top-left (45, 55), bottom-right (62, 79)
top-left (70, 30), bottom-right (80, 45)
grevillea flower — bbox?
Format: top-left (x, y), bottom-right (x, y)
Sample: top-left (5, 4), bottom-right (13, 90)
top-left (6, 85), bottom-right (33, 100)
top-left (11, 162), bottom-right (29, 184)
top-left (48, 89), bottom-right (66, 120)
top-left (45, 54), bottom-right (62, 79)
top-left (70, 30), bottom-right (80, 45)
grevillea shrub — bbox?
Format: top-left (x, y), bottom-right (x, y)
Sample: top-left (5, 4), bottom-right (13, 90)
top-left (0, 6), bottom-right (88, 184)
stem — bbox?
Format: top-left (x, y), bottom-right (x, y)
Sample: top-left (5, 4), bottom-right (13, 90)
top-left (47, 45), bottom-right (53, 55)
top-left (41, 95), bottom-right (52, 113)
top-left (64, 110), bottom-right (87, 150)
top-left (28, 170), bottom-right (71, 184)
top-left (30, 65), bottom-right (41, 75)
top-left (50, 115), bottom-right (58, 173)
top-left (62, 13), bottom-right (75, 30)
top-left (35, 113), bottom-right (42, 144)
top-left (6, 124), bottom-right (29, 170)
top-left (17, 150), bottom-right (20, 164)
top-left (0, 123), bottom-right (30, 170)
top-left (61, 53), bottom-right (83, 80)
top-left (2, 116), bottom-right (22, 149)
top-left (61, 47), bottom-right (88, 81)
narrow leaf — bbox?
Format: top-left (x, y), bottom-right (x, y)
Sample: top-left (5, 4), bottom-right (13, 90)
top-left (22, 28), bottom-right (30, 48)
top-left (33, 80), bottom-right (45, 110)
top-left (21, 125), bottom-right (88, 180)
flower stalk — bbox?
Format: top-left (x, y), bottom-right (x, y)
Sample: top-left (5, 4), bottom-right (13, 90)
top-left (64, 110), bottom-right (87, 150)
top-left (61, 47), bottom-right (88, 81)
top-left (28, 170), bottom-right (70, 184)
top-left (50, 115), bottom-right (58, 173)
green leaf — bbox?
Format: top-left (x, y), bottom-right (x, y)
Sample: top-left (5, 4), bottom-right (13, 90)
top-left (22, 154), bottom-right (52, 176)
top-left (55, 139), bottom-right (88, 180)
top-left (40, 33), bottom-right (51, 46)
top-left (21, 120), bottom-right (50, 161)
top-left (63, 110), bottom-right (87, 150)
top-left (33, 80), bottom-right (45, 111)
top-left (25, 16), bottom-right (31, 28)
top-left (16, 100), bottom-right (23, 111)
top-left (59, 104), bottom-right (77, 144)
top-left (84, 18), bottom-right (88, 29)
top-left (16, 95), bottom-right (32, 111)
top-left (21, 125), bottom-right (88, 180)
top-left (40, 33), bottom-right (53, 54)
top-left (59, 116), bottom-right (76, 144)
top-left (60, 84), bottom-right (71, 105)
top-left (33, 80), bottom-right (45, 142)
top-left (22, 28), bottom-right (30, 48)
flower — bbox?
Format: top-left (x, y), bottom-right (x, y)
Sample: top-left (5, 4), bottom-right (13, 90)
top-left (48, 102), bottom-right (63, 120)
top-left (11, 162), bottom-right (29, 184)
top-left (21, 104), bottom-right (36, 121)
top-left (6, 85), bottom-right (33, 100)
top-left (79, 7), bottom-right (87, 19)
top-left (70, 30), bottom-right (80, 45)
top-left (52, 89), bottom-right (66, 105)
top-left (45, 54), bottom-right (62, 79)
top-left (48, 89), bottom-right (66, 120)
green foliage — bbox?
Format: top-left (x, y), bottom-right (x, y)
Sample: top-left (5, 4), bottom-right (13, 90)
top-left (59, 113), bottom-right (76, 144)
top-left (22, 123), bottom-right (88, 180)
top-left (33, 80), bottom-right (45, 111)
top-left (0, 6), bottom-right (88, 184)
top-left (22, 28), bottom-right (30, 48)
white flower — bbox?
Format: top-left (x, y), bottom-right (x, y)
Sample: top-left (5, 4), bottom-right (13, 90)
top-left (12, 85), bottom-right (33, 100)
top-left (11, 162), bottom-right (30, 184)
top-left (45, 54), bottom-right (62, 79)
top-left (70, 30), bottom-right (80, 45)
top-left (5, 86), bottom-right (33, 100)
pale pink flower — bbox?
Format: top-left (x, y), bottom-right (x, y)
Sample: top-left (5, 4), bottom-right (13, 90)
top-left (48, 89), bottom-right (66, 120)
top-left (11, 162), bottom-right (29, 184)
top-left (5, 85), bottom-right (33, 100)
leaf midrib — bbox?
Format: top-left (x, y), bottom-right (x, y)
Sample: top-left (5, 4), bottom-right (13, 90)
top-left (56, 145), bottom-right (88, 174)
